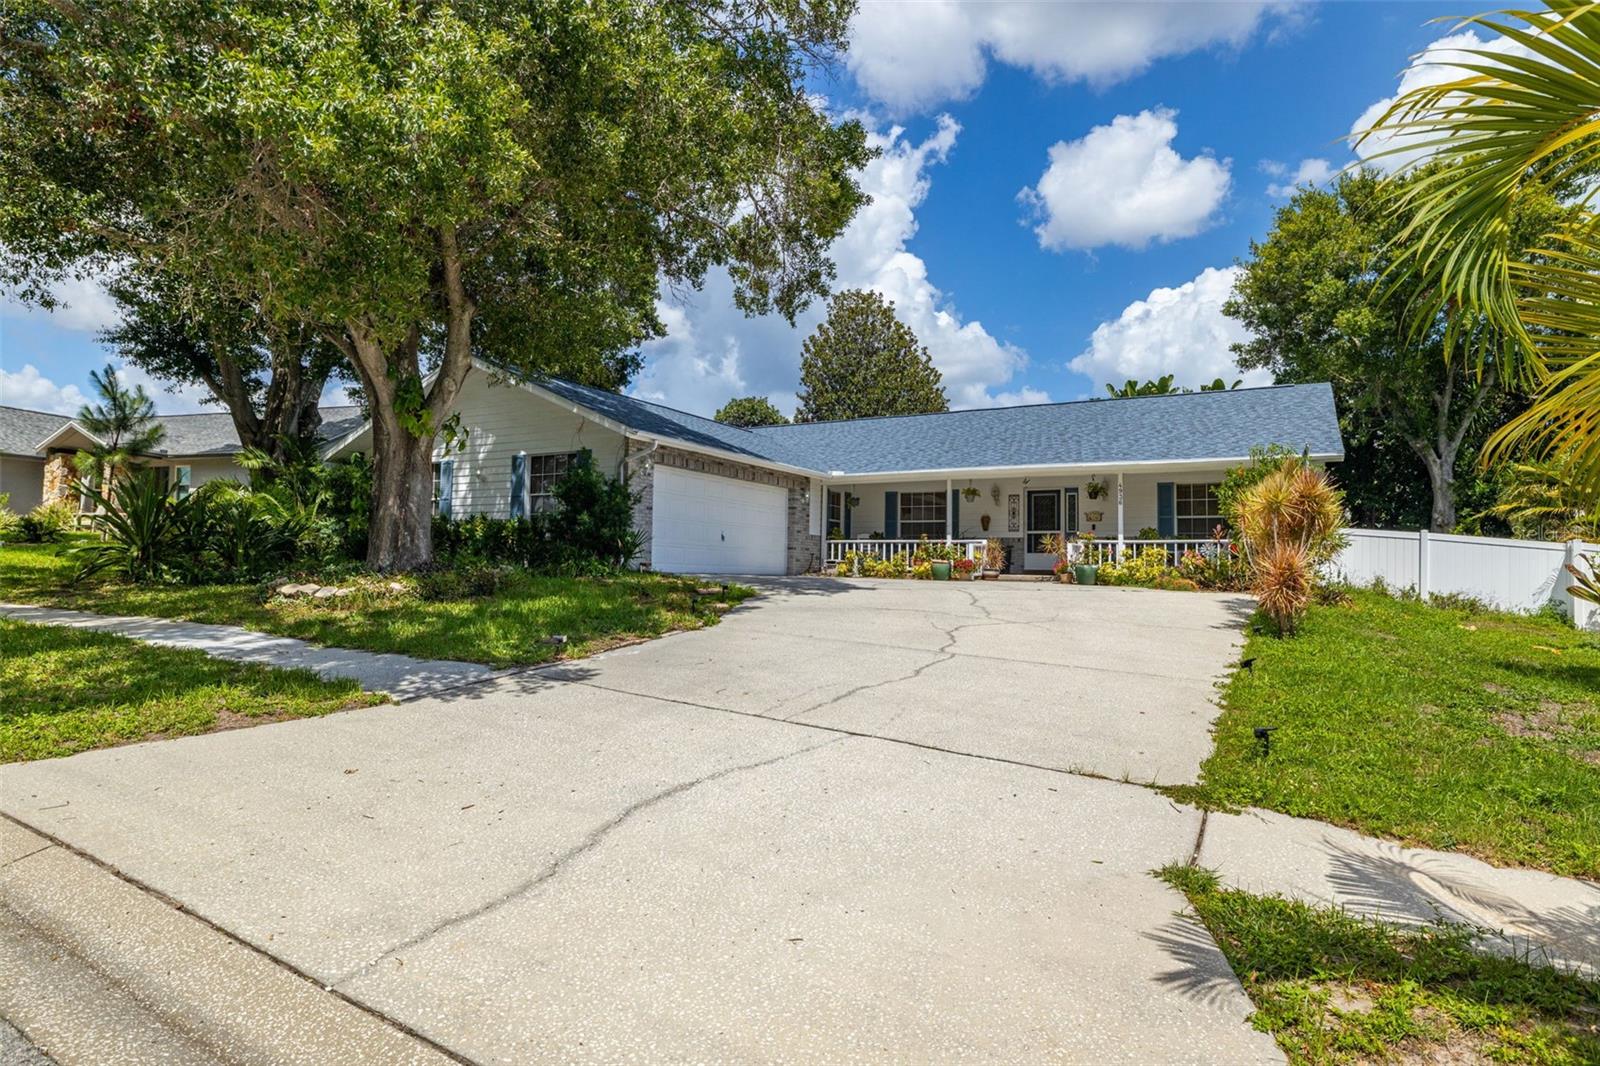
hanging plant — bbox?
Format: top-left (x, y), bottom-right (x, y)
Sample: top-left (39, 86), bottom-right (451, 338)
top-left (846, 493), bottom-right (861, 509)
top-left (1085, 478), bottom-right (1109, 500)
top-left (961, 486), bottom-right (981, 502)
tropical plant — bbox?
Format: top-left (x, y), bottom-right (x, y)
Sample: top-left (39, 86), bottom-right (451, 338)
top-left (19, 501), bottom-right (75, 543)
top-left (713, 396), bottom-right (789, 428)
top-left (1359, 1), bottom-right (1600, 495)
top-left (71, 471), bottom-right (188, 583)
top-left (1481, 454), bottom-right (1600, 542)
top-left (982, 538), bottom-right (1006, 573)
top-left (1232, 464), bottom-right (1347, 634)
top-left (1104, 374), bottom-right (1182, 398)
top-left (71, 364), bottom-right (167, 482)
top-left (1568, 552), bottom-right (1600, 608)
top-left (795, 290), bottom-right (948, 422)
top-left (1216, 446), bottom-right (1310, 532)
top-left (0, 493), bottom-right (17, 540)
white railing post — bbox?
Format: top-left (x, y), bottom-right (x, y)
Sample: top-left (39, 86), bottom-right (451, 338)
top-left (1418, 528), bottom-right (1431, 601)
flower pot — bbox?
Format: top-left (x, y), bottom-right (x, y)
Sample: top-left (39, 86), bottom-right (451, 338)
top-left (931, 560), bottom-right (951, 581)
top-left (980, 514), bottom-right (991, 531)
top-left (1073, 564), bottom-right (1098, 586)
top-left (1056, 571), bottom-right (1072, 584)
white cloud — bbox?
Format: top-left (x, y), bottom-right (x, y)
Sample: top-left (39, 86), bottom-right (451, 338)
top-left (1069, 266), bottom-right (1272, 392)
top-left (847, 1), bottom-right (1295, 114)
top-left (0, 364), bottom-right (89, 414)
top-left (1020, 109), bottom-right (1231, 251)
top-left (1352, 30), bottom-right (1536, 172)
top-left (1265, 157), bottom-right (1336, 197)
top-left (633, 116), bottom-right (1040, 416)
top-left (0, 272), bottom-right (121, 334)
top-left (113, 359), bottom-right (213, 414)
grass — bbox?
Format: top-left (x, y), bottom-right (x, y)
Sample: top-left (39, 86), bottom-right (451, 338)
top-left (0, 618), bottom-right (382, 762)
top-left (0, 540), bottom-right (757, 669)
top-left (1158, 864), bottom-right (1600, 1065)
top-left (1170, 590), bottom-right (1600, 879)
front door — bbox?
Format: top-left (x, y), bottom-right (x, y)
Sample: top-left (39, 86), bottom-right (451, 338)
top-left (1024, 489), bottom-right (1061, 571)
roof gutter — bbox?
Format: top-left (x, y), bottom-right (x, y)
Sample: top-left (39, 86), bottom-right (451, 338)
top-left (821, 452), bottom-right (1346, 482)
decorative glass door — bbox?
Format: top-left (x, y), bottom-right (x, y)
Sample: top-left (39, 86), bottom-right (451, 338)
top-left (1024, 490), bottom-right (1061, 571)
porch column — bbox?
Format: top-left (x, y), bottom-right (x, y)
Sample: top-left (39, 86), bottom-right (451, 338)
top-left (945, 476), bottom-right (953, 543)
top-left (1116, 472), bottom-right (1125, 560)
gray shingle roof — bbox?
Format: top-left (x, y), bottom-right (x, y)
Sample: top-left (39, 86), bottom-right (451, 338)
top-left (0, 406), bottom-right (70, 458)
top-left (534, 374), bottom-right (1342, 476)
top-left (0, 404), bottom-right (364, 458)
top-left (750, 383), bottom-right (1345, 475)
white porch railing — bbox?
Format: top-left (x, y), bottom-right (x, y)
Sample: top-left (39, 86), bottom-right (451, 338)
top-left (825, 538), bottom-right (987, 564)
top-left (1078, 538), bottom-right (1236, 566)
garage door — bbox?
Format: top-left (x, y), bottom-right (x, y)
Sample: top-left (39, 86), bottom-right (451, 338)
top-left (651, 466), bottom-right (788, 575)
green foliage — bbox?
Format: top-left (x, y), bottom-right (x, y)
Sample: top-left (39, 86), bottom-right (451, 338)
top-left (1482, 455), bottom-right (1600, 543)
top-left (0, 618), bottom-right (377, 762)
top-left (713, 396), bottom-right (789, 428)
top-left (1158, 864), bottom-right (1600, 1066)
top-left (20, 500), bottom-right (76, 543)
top-left (1104, 375), bottom-right (1240, 398)
top-left (1097, 545), bottom-right (1175, 588)
top-left (0, 494), bottom-right (18, 541)
top-left (1217, 446), bottom-right (1307, 529)
top-left (2, 541), bottom-right (754, 670)
top-left (431, 450), bottom-right (638, 573)
top-left (71, 471), bottom-right (188, 583)
top-left (1225, 168), bottom-right (1559, 530)
top-left (1176, 590), bottom-right (1600, 877)
top-left (1, 0), bottom-right (872, 568)
top-left (795, 290), bottom-right (948, 422)
top-left (71, 365), bottom-right (167, 480)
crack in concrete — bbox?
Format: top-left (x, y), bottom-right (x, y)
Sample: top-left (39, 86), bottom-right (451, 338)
top-left (0, 842), bottom-right (55, 870)
top-left (334, 735), bottom-right (848, 988)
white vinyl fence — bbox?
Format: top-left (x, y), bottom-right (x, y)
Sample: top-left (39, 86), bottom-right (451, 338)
top-left (1330, 528), bottom-right (1598, 630)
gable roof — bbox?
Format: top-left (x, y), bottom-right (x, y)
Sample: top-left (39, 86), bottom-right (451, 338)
top-left (749, 383), bottom-right (1345, 475)
top-left (525, 374), bottom-right (1343, 477)
top-left (0, 404), bottom-right (365, 459)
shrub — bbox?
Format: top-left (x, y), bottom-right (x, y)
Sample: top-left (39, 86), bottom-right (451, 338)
top-left (953, 557), bottom-right (976, 576)
top-left (20, 500), bottom-right (75, 542)
top-left (1151, 574), bottom-right (1201, 592)
top-left (1136, 526), bottom-right (1161, 540)
top-left (0, 493), bottom-right (19, 540)
top-left (1252, 541), bottom-right (1313, 634)
top-left (415, 562), bottom-right (514, 601)
top-left (1098, 545), bottom-right (1174, 587)
top-left (71, 471), bottom-right (185, 583)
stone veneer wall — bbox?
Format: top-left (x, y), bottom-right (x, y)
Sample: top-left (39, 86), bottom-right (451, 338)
top-left (41, 453), bottom-right (75, 504)
top-left (625, 441), bottom-right (820, 575)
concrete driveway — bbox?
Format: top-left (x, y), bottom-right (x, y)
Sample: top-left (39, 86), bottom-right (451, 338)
top-left (1, 579), bottom-right (1274, 1064)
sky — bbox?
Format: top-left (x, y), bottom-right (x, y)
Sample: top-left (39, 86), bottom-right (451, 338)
top-left (0, 1), bottom-right (1510, 419)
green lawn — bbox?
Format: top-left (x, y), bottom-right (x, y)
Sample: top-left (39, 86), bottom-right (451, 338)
top-left (0, 618), bottom-right (382, 762)
top-left (1159, 865), bottom-right (1600, 1065)
top-left (0, 541), bottom-right (755, 669)
top-left (1173, 590), bottom-right (1600, 879)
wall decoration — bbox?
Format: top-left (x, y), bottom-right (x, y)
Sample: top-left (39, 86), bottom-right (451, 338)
top-left (1007, 493), bottom-right (1021, 532)
top-left (1085, 510), bottom-right (1104, 524)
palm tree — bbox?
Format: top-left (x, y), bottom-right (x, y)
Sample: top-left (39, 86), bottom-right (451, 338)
top-left (1482, 454), bottom-right (1600, 541)
top-left (1358, 1), bottom-right (1600, 491)
top-left (74, 364), bottom-right (167, 482)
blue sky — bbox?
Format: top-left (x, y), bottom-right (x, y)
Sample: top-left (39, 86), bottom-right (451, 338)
top-left (0, 1), bottom-right (1485, 418)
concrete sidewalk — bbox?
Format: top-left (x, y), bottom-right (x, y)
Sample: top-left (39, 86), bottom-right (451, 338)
top-left (0, 604), bottom-right (504, 700)
top-left (1202, 807), bottom-right (1600, 976)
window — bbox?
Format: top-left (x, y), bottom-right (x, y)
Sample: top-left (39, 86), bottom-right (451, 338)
top-left (528, 452), bottom-right (579, 512)
top-left (173, 465), bottom-right (191, 501)
top-left (431, 461), bottom-right (443, 514)
top-left (899, 491), bottom-right (946, 540)
top-left (827, 490), bottom-right (844, 538)
top-left (1175, 482), bottom-right (1225, 538)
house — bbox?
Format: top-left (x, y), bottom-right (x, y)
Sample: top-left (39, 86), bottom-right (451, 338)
top-left (325, 360), bottom-right (1345, 576)
top-left (0, 403), bottom-right (366, 511)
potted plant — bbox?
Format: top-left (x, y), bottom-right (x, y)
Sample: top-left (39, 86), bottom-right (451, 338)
top-left (1073, 532), bottom-right (1099, 586)
top-left (953, 557), bottom-right (977, 581)
top-left (1053, 557), bottom-right (1074, 584)
top-left (1085, 477), bottom-right (1108, 500)
top-left (981, 538), bottom-right (1005, 578)
top-left (961, 485), bottom-right (981, 502)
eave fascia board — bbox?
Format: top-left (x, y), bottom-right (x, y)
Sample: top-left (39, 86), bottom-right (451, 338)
top-left (818, 452), bottom-right (1345, 482)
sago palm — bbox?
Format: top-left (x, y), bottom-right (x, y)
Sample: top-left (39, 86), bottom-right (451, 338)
top-left (1359, 1), bottom-right (1600, 491)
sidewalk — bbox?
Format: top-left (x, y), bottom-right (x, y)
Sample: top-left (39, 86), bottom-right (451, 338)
top-left (1202, 807), bottom-right (1600, 976)
top-left (0, 604), bottom-right (505, 700)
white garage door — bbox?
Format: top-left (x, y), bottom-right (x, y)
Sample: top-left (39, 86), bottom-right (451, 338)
top-left (652, 466), bottom-right (788, 575)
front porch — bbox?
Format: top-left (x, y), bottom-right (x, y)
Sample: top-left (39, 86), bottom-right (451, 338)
top-left (820, 466), bottom-right (1234, 575)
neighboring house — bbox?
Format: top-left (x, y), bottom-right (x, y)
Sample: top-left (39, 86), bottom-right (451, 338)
top-left (327, 359), bottom-right (1345, 576)
top-left (0, 404), bottom-right (366, 511)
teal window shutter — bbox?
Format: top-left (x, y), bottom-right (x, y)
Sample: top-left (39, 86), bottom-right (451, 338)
top-left (884, 491), bottom-right (898, 538)
top-left (950, 489), bottom-right (959, 537)
top-left (439, 459), bottom-right (454, 518)
top-left (1157, 482), bottom-right (1175, 537)
top-left (509, 454), bottom-right (527, 519)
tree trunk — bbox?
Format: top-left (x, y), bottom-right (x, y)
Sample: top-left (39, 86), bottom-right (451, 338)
top-left (366, 411), bottom-right (437, 571)
top-left (1417, 447), bottom-right (1457, 532)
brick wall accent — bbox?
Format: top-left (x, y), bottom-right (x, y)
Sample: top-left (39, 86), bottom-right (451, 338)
top-left (624, 442), bottom-right (820, 575)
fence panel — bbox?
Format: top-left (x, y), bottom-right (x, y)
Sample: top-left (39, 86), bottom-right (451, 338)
top-left (1331, 528), bottom-right (1596, 629)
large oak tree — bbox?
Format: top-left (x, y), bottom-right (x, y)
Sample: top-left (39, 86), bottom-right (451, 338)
top-left (1, 0), bottom-right (870, 568)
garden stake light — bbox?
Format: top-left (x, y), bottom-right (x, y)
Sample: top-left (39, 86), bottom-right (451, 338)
top-left (1253, 725), bottom-right (1278, 757)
